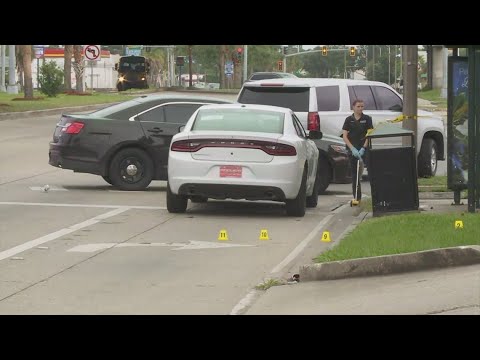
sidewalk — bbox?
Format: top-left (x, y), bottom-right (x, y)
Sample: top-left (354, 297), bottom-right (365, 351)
top-left (244, 198), bottom-right (480, 315)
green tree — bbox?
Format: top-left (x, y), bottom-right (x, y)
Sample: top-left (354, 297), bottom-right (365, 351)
top-left (38, 61), bottom-right (64, 97)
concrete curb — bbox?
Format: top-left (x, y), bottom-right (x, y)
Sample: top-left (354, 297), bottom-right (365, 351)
top-left (0, 103), bottom-right (114, 121)
top-left (300, 245), bottom-right (480, 281)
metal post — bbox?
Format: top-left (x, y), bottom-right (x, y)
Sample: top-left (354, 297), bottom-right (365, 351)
top-left (402, 45), bottom-right (418, 152)
top-left (7, 45), bottom-right (18, 94)
top-left (36, 58), bottom-right (40, 89)
top-left (90, 61), bottom-right (94, 90)
top-left (283, 54), bottom-right (287, 73)
top-left (388, 45), bottom-right (391, 85)
top-left (372, 45), bottom-right (375, 80)
top-left (468, 47), bottom-right (477, 212)
top-left (243, 45), bottom-right (248, 83)
top-left (0, 45), bottom-right (6, 92)
top-left (395, 45), bottom-right (399, 90)
top-left (344, 50), bottom-right (347, 79)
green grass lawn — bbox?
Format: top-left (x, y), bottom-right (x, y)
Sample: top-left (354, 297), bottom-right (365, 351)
top-left (315, 212), bottom-right (479, 263)
top-left (418, 175), bottom-right (448, 191)
top-left (418, 88), bottom-right (448, 109)
top-left (0, 89), bottom-right (155, 113)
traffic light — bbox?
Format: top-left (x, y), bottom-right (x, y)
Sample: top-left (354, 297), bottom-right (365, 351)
top-left (349, 46), bottom-right (356, 57)
top-left (322, 46), bottom-right (328, 56)
top-left (277, 60), bottom-right (284, 72)
top-left (283, 46), bottom-right (287, 55)
top-left (236, 47), bottom-right (243, 62)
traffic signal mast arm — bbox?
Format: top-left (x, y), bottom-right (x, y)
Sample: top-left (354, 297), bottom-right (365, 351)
top-left (284, 47), bottom-right (356, 57)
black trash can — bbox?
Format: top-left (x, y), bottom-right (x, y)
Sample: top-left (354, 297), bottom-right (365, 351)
top-left (366, 123), bottom-right (419, 217)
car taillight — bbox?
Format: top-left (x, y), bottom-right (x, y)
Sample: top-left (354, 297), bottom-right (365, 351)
top-left (308, 112), bottom-right (320, 131)
top-left (171, 139), bottom-right (297, 156)
top-left (63, 121), bottom-right (85, 134)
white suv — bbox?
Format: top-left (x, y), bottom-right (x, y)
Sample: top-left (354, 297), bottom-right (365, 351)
top-left (237, 78), bottom-right (445, 178)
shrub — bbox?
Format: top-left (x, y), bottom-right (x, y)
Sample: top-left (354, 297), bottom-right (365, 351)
top-left (38, 61), bottom-right (64, 97)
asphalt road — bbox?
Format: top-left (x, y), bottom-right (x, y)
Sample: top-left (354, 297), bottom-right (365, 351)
top-left (0, 110), bottom-right (358, 314)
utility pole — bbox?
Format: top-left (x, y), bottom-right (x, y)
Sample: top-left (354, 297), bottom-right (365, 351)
top-left (402, 45), bottom-right (418, 149)
top-left (388, 45), bottom-right (391, 85)
top-left (0, 45), bottom-right (6, 92)
top-left (440, 46), bottom-right (448, 98)
top-left (372, 45), bottom-right (375, 80)
top-left (7, 45), bottom-right (18, 94)
top-left (188, 45), bottom-right (193, 88)
top-left (243, 45), bottom-right (248, 83)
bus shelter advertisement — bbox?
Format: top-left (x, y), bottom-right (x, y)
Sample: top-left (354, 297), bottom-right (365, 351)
top-left (448, 57), bottom-right (468, 189)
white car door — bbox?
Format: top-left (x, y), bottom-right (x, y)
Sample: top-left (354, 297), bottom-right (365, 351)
top-left (291, 113), bottom-right (317, 188)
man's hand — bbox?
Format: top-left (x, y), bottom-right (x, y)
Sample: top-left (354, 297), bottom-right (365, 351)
top-left (351, 147), bottom-right (360, 159)
top-left (359, 147), bottom-right (366, 157)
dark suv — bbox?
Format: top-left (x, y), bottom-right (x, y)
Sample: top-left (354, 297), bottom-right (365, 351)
top-left (49, 95), bottom-right (232, 190)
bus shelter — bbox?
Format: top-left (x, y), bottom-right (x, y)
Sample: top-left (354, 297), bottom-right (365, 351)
top-left (446, 46), bottom-right (480, 213)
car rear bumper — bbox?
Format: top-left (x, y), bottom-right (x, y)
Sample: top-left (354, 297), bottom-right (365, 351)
top-left (49, 144), bottom-right (102, 175)
top-left (178, 183), bottom-right (286, 201)
top-left (168, 153), bottom-right (304, 199)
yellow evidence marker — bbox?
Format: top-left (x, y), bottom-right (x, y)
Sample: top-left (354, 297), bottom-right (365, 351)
top-left (455, 220), bottom-right (464, 229)
top-left (321, 231), bottom-right (331, 242)
top-left (218, 229), bottom-right (229, 241)
top-left (259, 229), bottom-right (269, 240)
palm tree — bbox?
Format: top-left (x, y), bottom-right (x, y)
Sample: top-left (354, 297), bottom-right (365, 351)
top-left (64, 45), bottom-right (73, 91)
top-left (73, 45), bottom-right (84, 92)
top-left (19, 45), bottom-right (33, 99)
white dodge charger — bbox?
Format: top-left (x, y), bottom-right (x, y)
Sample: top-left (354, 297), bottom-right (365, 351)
top-left (167, 103), bottom-right (322, 216)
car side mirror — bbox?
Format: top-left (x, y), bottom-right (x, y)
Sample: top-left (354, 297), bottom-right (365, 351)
top-left (308, 130), bottom-right (322, 140)
top-left (114, 63), bottom-right (118, 71)
top-left (178, 125), bottom-right (186, 132)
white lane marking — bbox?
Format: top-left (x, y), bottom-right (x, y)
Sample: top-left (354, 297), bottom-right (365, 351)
top-left (68, 241), bottom-right (254, 253)
top-left (30, 186), bottom-right (68, 191)
top-left (230, 290), bottom-right (259, 316)
top-left (0, 202), bottom-right (166, 210)
top-left (269, 214), bottom-right (335, 275)
top-left (0, 207), bottom-right (130, 262)
top-left (230, 205), bottom-right (349, 316)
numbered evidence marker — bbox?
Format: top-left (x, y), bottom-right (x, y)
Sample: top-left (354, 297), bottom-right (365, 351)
top-left (321, 231), bottom-right (331, 242)
top-left (259, 229), bottom-right (269, 240)
top-left (218, 229), bottom-right (229, 241)
top-left (455, 220), bottom-right (464, 229)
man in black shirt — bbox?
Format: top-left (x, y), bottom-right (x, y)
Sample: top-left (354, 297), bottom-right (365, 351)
top-left (342, 99), bottom-right (373, 202)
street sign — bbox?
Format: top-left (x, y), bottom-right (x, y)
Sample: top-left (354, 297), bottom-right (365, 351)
top-left (125, 46), bottom-right (141, 56)
top-left (84, 45), bottom-right (101, 61)
top-left (225, 61), bottom-right (234, 75)
top-left (33, 47), bottom-right (44, 59)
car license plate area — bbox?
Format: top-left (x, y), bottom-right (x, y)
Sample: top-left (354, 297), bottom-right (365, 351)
top-left (220, 165), bottom-right (242, 178)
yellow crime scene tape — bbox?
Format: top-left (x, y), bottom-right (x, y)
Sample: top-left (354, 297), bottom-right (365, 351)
top-left (366, 114), bottom-right (430, 136)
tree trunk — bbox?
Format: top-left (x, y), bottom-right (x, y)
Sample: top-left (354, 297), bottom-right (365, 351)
top-left (73, 45), bottom-right (84, 92)
top-left (21, 45), bottom-right (33, 99)
top-left (64, 45), bottom-right (73, 91)
top-left (220, 45), bottom-right (226, 89)
top-left (234, 47), bottom-right (242, 89)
